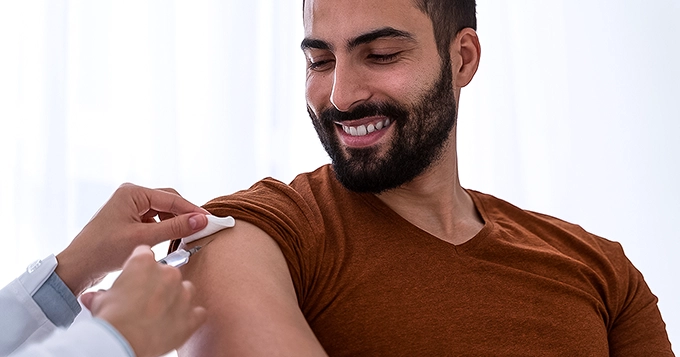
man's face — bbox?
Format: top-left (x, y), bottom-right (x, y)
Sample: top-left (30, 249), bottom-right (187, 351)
top-left (302, 0), bottom-right (457, 193)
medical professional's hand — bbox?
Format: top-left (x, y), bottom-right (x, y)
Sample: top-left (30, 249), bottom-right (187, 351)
top-left (55, 183), bottom-right (209, 295)
top-left (81, 246), bottom-right (207, 357)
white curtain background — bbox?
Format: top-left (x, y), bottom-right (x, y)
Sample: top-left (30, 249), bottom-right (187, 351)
top-left (1, 0), bottom-right (678, 353)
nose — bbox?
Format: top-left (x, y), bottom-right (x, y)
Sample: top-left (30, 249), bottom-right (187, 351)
top-left (330, 61), bottom-right (371, 112)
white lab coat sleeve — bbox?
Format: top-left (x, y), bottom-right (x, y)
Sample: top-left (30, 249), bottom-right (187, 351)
top-left (9, 318), bottom-right (135, 357)
top-left (0, 255), bottom-right (62, 356)
top-left (0, 254), bottom-right (135, 357)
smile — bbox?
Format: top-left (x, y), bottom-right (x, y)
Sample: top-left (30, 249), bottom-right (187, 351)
top-left (339, 118), bottom-right (392, 137)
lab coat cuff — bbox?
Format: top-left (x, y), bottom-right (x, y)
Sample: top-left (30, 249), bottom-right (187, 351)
top-left (18, 254), bottom-right (57, 296)
top-left (32, 272), bottom-right (82, 327)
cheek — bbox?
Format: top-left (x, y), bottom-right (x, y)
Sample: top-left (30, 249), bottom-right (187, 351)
top-left (305, 72), bottom-right (333, 116)
top-left (372, 65), bottom-right (434, 105)
top-left (381, 74), bottom-right (413, 101)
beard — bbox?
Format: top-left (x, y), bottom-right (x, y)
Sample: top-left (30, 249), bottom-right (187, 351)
top-left (308, 57), bottom-right (457, 194)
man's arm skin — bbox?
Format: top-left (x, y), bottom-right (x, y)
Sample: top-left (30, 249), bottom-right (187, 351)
top-left (178, 220), bottom-right (328, 356)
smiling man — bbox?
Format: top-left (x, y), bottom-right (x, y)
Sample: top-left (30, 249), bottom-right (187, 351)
top-left (175, 0), bottom-right (674, 355)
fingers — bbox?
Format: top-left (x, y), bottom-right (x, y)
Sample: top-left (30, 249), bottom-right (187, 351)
top-left (80, 290), bottom-right (105, 310)
top-left (140, 213), bottom-right (209, 246)
top-left (155, 189), bottom-right (185, 222)
top-left (182, 280), bottom-right (196, 295)
top-left (188, 306), bottom-right (208, 332)
top-left (176, 281), bottom-right (207, 342)
top-left (153, 188), bottom-right (185, 222)
top-left (116, 184), bottom-right (210, 245)
top-left (90, 249), bottom-right (206, 357)
top-left (157, 211), bottom-right (175, 222)
top-left (155, 187), bottom-right (180, 196)
top-left (131, 244), bottom-right (154, 258)
top-left (122, 245), bottom-right (155, 270)
top-left (141, 209), bottom-right (160, 223)
top-left (117, 183), bottom-right (209, 218)
top-left (145, 187), bottom-right (210, 216)
top-left (80, 292), bottom-right (94, 309)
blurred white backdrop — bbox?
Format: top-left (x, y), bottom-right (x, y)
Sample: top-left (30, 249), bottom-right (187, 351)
top-left (0, 0), bottom-right (677, 354)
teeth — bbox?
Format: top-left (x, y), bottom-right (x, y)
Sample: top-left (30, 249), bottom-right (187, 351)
top-left (341, 119), bottom-right (391, 137)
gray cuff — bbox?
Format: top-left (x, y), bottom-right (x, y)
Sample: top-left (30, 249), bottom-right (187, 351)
top-left (32, 272), bottom-right (82, 328)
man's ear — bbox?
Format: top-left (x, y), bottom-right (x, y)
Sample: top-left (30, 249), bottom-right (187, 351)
top-left (450, 28), bottom-right (481, 88)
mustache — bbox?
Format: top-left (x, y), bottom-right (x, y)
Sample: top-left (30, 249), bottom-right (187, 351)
top-left (318, 102), bottom-right (409, 124)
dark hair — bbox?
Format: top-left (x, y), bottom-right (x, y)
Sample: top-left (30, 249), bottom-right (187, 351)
top-left (302, 0), bottom-right (476, 60)
top-left (413, 0), bottom-right (477, 59)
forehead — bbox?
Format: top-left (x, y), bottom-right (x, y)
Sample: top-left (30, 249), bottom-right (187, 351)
top-left (303, 0), bottom-right (432, 43)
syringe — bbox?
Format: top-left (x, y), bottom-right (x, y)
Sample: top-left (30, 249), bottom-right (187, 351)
top-left (157, 246), bottom-right (202, 268)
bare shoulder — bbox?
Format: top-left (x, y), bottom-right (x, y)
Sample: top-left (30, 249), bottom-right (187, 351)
top-left (178, 220), bottom-right (327, 356)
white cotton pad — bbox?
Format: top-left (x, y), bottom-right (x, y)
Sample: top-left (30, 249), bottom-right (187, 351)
top-left (181, 215), bottom-right (236, 244)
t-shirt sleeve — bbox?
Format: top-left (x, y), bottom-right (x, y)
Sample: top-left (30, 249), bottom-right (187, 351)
top-left (201, 178), bottom-right (324, 305)
top-left (606, 244), bottom-right (675, 356)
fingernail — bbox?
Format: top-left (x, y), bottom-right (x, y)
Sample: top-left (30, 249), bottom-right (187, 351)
top-left (189, 215), bottom-right (200, 230)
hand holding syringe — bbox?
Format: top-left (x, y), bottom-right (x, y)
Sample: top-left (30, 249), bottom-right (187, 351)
top-left (156, 215), bottom-right (235, 268)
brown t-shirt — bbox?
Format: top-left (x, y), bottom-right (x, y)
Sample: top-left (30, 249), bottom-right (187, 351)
top-left (202, 165), bottom-right (674, 356)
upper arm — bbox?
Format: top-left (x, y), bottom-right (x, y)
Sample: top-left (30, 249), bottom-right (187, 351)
top-left (177, 220), bottom-right (327, 356)
top-left (607, 260), bottom-right (674, 357)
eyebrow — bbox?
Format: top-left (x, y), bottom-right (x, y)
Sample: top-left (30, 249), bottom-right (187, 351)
top-left (300, 38), bottom-right (331, 51)
top-left (300, 27), bottom-right (415, 52)
top-left (347, 27), bottom-right (415, 51)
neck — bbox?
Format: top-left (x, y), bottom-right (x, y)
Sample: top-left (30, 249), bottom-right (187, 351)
top-left (375, 131), bottom-right (483, 245)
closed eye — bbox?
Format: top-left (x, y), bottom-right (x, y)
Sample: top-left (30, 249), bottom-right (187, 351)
top-left (368, 52), bottom-right (401, 64)
top-left (308, 59), bottom-right (335, 71)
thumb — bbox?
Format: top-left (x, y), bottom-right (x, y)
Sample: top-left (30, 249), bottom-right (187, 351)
top-left (144, 213), bottom-right (208, 245)
top-left (183, 306), bottom-right (208, 338)
top-left (81, 290), bottom-right (105, 311)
